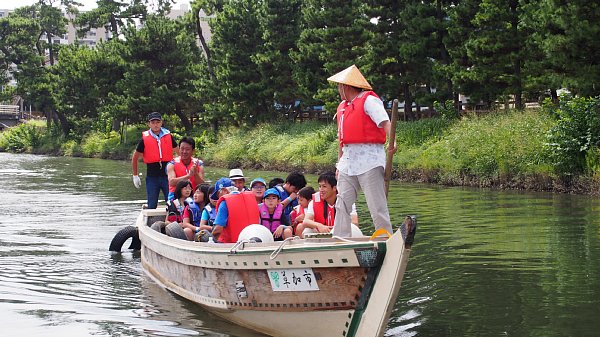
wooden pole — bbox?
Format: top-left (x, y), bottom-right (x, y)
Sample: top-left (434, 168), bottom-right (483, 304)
top-left (384, 99), bottom-right (399, 197)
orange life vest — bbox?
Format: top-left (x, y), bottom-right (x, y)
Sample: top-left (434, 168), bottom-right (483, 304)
top-left (216, 191), bottom-right (260, 243)
top-left (142, 130), bottom-right (174, 164)
top-left (312, 192), bottom-right (335, 227)
top-left (168, 157), bottom-right (199, 193)
top-left (336, 91), bottom-right (386, 146)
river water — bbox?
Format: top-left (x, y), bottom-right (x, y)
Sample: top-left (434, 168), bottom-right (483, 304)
top-left (1, 152), bottom-right (599, 336)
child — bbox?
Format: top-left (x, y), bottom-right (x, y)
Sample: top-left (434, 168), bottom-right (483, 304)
top-left (291, 186), bottom-right (315, 235)
top-left (259, 188), bottom-right (293, 240)
top-left (165, 180), bottom-right (193, 224)
top-left (182, 184), bottom-right (210, 240)
top-left (199, 186), bottom-right (218, 230)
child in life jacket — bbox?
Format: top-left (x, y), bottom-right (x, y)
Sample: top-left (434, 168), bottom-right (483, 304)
top-left (290, 186), bottom-right (315, 235)
top-left (166, 180), bottom-right (193, 224)
top-left (259, 188), bottom-right (293, 240)
top-left (182, 183), bottom-right (210, 240)
top-left (199, 186), bottom-right (218, 229)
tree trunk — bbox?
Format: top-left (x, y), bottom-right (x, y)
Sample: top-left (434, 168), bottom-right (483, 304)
top-left (46, 33), bottom-right (55, 65)
top-left (174, 109), bottom-right (193, 133)
top-left (211, 118), bottom-right (219, 134)
top-left (510, 0), bottom-right (523, 110)
top-left (52, 109), bottom-right (71, 136)
top-left (436, 0), bottom-right (454, 102)
top-left (403, 84), bottom-right (412, 121)
top-left (109, 14), bottom-right (119, 39)
top-left (112, 117), bottom-right (120, 132)
top-left (550, 89), bottom-right (559, 105)
top-left (195, 9), bottom-right (215, 80)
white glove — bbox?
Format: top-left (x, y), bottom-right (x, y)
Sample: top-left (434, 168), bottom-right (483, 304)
top-left (132, 175), bottom-right (141, 189)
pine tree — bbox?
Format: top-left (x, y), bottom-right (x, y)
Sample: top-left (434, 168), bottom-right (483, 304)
top-left (208, 0), bottom-right (266, 124)
top-left (292, 0), bottom-right (369, 111)
top-left (365, 0), bottom-right (439, 116)
top-left (254, 0), bottom-right (302, 118)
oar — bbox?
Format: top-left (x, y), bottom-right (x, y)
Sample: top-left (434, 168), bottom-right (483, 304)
top-left (384, 99), bottom-right (398, 197)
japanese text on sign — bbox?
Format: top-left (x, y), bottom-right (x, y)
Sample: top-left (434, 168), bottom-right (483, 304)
top-left (268, 268), bottom-right (320, 292)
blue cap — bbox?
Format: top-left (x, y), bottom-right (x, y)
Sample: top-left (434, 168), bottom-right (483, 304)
top-left (210, 177), bottom-right (233, 200)
top-left (263, 188), bottom-right (281, 199)
top-left (250, 177), bottom-right (266, 188)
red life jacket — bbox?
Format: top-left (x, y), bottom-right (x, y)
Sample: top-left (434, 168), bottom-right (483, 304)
top-left (142, 130), bottom-right (174, 164)
top-left (290, 205), bottom-right (305, 224)
top-left (216, 191), bottom-right (260, 243)
top-left (336, 91), bottom-right (386, 146)
top-left (259, 203), bottom-right (284, 233)
top-left (168, 157), bottom-right (199, 193)
top-left (312, 192), bottom-right (335, 227)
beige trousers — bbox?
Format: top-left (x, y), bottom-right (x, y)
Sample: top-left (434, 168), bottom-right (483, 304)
top-left (333, 166), bottom-right (393, 237)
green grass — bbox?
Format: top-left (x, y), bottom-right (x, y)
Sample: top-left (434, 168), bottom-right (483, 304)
top-left (201, 121), bottom-right (338, 172)
top-left (395, 109), bottom-right (556, 185)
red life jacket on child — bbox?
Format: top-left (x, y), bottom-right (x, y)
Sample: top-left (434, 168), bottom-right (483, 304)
top-left (336, 91), bottom-right (386, 146)
top-left (312, 192), bottom-right (335, 227)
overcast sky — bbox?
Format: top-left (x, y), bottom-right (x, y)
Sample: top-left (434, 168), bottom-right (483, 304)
top-left (3, 0), bottom-right (190, 11)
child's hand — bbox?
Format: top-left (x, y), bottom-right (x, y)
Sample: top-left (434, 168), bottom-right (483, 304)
top-left (273, 225), bottom-right (284, 238)
top-left (317, 224), bottom-right (330, 233)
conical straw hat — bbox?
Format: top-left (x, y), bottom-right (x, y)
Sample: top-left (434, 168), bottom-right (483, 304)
top-left (327, 64), bottom-right (372, 90)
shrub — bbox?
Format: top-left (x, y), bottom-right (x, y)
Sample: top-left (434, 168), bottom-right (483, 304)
top-left (0, 122), bottom-right (44, 152)
top-left (434, 100), bottom-right (459, 121)
top-left (545, 96), bottom-right (600, 174)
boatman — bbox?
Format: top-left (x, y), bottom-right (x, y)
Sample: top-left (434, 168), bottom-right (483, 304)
top-left (327, 65), bottom-right (395, 237)
top-left (166, 136), bottom-right (205, 200)
top-left (131, 112), bottom-right (179, 209)
top-left (210, 177), bottom-right (260, 243)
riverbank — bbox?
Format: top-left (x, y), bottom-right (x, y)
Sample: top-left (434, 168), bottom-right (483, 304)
top-left (2, 108), bottom-right (600, 195)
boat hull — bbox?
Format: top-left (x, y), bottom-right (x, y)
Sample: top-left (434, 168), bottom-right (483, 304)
top-left (137, 209), bottom-right (412, 337)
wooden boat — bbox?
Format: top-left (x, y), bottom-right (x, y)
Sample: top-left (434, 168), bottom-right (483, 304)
top-left (134, 208), bottom-right (415, 337)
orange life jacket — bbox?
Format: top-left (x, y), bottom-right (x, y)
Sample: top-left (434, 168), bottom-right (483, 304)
top-left (168, 157), bottom-right (199, 193)
top-left (336, 91), bottom-right (386, 146)
top-left (216, 191), bottom-right (260, 243)
top-left (312, 192), bottom-right (335, 227)
top-left (142, 130), bottom-right (174, 164)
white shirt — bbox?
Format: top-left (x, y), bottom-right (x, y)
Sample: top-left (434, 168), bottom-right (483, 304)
top-left (336, 94), bottom-right (389, 176)
top-left (306, 201), bottom-right (357, 217)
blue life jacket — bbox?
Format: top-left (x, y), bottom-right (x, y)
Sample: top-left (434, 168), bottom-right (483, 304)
top-left (204, 204), bottom-right (217, 226)
top-left (187, 201), bottom-right (203, 226)
top-left (275, 185), bottom-right (295, 220)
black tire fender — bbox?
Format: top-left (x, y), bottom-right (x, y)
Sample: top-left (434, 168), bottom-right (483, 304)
top-left (150, 221), bottom-right (168, 234)
top-left (165, 222), bottom-right (187, 240)
top-left (109, 226), bottom-right (141, 252)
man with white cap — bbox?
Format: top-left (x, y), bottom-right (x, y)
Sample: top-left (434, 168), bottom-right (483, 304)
top-left (229, 168), bottom-right (249, 192)
top-left (327, 65), bottom-right (395, 237)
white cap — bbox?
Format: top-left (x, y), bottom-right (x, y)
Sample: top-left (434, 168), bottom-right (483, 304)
top-left (229, 168), bottom-right (247, 180)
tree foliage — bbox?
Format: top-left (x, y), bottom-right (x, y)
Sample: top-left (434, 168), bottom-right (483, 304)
top-left (2, 0), bottom-right (600, 146)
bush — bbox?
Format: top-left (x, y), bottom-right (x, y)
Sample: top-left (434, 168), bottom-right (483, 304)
top-left (545, 96), bottom-right (600, 174)
top-left (0, 121), bottom-right (44, 152)
top-left (434, 100), bottom-right (459, 121)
